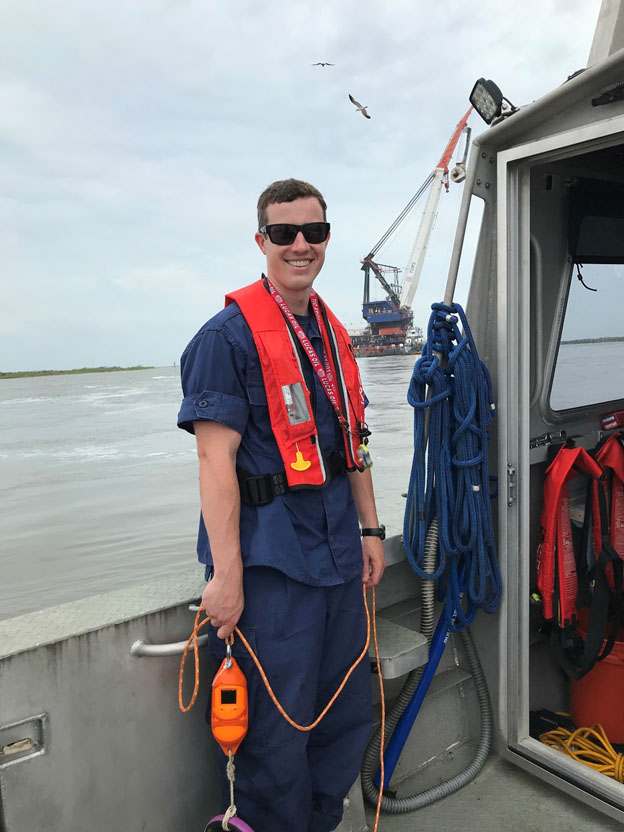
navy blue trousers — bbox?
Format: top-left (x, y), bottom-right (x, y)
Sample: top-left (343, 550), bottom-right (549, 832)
top-left (207, 567), bottom-right (373, 832)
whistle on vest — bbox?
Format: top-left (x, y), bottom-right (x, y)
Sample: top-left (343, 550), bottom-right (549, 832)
top-left (357, 443), bottom-right (373, 469)
top-left (211, 645), bottom-right (248, 758)
top-left (291, 450), bottom-right (312, 471)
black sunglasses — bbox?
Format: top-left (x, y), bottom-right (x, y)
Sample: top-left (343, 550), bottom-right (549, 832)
top-left (260, 222), bottom-right (330, 246)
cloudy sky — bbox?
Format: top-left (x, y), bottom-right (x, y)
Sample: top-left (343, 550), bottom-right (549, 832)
top-left (1, 0), bottom-right (605, 372)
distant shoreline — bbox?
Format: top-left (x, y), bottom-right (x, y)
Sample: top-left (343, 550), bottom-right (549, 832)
top-left (0, 365), bottom-right (155, 380)
top-left (561, 336), bottom-right (624, 345)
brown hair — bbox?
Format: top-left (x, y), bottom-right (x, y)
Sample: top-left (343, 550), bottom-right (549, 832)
top-left (257, 178), bottom-right (327, 229)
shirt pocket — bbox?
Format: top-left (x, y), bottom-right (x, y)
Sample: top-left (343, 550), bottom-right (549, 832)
top-left (246, 368), bottom-right (268, 406)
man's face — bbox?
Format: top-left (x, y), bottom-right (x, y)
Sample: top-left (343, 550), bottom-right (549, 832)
top-left (254, 196), bottom-right (330, 300)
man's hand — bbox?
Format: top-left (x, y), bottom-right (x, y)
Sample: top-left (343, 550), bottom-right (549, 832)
top-left (361, 535), bottom-right (386, 587)
top-left (201, 562), bottom-right (244, 640)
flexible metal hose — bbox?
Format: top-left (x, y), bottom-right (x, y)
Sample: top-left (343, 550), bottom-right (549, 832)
top-left (360, 519), bottom-right (493, 812)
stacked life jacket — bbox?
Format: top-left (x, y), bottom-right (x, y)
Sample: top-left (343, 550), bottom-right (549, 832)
top-left (225, 278), bottom-right (368, 491)
top-left (536, 434), bottom-right (624, 679)
top-left (595, 434), bottom-right (624, 588)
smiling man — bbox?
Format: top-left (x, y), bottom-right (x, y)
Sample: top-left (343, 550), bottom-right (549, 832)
top-left (255, 191), bottom-right (328, 311)
top-left (178, 179), bottom-right (385, 831)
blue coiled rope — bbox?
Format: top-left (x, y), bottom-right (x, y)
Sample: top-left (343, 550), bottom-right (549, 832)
top-left (371, 303), bottom-right (499, 790)
top-left (403, 302), bottom-right (501, 632)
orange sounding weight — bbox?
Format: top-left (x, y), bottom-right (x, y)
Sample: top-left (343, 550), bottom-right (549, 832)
top-left (211, 639), bottom-right (248, 757)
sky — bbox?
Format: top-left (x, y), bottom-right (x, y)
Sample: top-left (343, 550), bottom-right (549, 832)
top-left (1, 0), bottom-right (605, 372)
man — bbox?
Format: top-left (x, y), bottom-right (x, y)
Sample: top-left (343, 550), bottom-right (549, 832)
top-left (178, 178), bottom-right (385, 831)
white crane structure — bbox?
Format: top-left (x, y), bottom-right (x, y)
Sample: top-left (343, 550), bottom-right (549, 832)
top-left (399, 110), bottom-right (473, 310)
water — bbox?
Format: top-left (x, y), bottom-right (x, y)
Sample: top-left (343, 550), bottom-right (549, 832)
top-left (0, 358), bottom-right (416, 620)
top-left (3, 342), bottom-right (621, 621)
top-left (551, 341), bottom-right (624, 411)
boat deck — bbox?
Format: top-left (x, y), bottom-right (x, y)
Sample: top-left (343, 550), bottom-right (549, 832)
top-left (364, 755), bottom-right (622, 831)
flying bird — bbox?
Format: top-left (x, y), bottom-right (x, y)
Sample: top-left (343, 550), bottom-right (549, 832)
top-left (312, 62), bottom-right (335, 66)
top-left (349, 93), bottom-right (371, 119)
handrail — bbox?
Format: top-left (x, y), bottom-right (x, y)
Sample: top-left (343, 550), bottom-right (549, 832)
top-left (529, 233), bottom-right (544, 409)
top-left (443, 141), bottom-right (480, 305)
top-left (130, 634), bottom-right (209, 657)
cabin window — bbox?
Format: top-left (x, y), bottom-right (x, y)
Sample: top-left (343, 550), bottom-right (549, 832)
top-left (549, 175), bottom-right (624, 411)
top-left (550, 262), bottom-right (624, 410)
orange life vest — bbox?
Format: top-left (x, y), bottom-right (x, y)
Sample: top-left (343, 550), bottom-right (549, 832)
top-left (225, 278), bottom-right (367, 488)
top-left (536, 445), bottom-right (604, 625)
top-left (594, 433), bottom-right (624, 580)
top-left (536, 440), bottom-right (623, 679)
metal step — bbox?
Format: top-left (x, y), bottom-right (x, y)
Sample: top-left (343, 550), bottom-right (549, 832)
top-left (337, 667), bottom-right (476, 832)
top-left (368, 616), bottom-right (428, 679)
top-left (377, 596), bottom-right (423, 630)
top-left (371, 550), bottom-right (422, 612)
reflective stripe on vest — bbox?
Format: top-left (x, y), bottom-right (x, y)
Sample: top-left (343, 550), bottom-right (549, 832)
top-left (225, 279), bottom-right (366, 489)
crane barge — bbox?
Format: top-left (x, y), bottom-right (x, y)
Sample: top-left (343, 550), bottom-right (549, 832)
top-left (352, 108), bottom-right (473, 356)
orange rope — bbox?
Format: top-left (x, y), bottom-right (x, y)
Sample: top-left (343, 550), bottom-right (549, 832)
top-left (370, 586), bottom-right (384, 832)
top-left (179, 584), bottom-right (385, 830)
top-left (178, 606), bottom-right (215, 713)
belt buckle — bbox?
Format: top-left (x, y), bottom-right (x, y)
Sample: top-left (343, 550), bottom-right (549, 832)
top-left (246, 475), bottom-right (273, 506)
top-left (271, 473), bottom-right (286, 496)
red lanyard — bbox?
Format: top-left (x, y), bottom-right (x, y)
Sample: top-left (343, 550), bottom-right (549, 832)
top-left (266, 280), bottom-right (346, 424)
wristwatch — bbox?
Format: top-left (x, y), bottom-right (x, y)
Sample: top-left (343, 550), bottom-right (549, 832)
top-left (360, 525), bottom-right (386, 540)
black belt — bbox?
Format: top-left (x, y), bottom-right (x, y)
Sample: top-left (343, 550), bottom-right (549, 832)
top-left (237, 450), bottom-right (347, 506)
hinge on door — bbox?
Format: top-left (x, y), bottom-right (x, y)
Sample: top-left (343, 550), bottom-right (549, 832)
top-left (507, 464), bottom-right (517, 507)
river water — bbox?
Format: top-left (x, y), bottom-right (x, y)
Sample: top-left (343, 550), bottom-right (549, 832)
top-left (0, 358), bottom-right (417, 620)
top-left (2, 343), bottom-right (621, 621)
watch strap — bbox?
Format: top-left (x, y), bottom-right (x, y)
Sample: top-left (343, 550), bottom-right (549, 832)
top-left (360, 525), bottom-right (385, 540)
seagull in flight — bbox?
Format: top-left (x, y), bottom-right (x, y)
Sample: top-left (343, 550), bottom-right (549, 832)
top-left (349, 93), bottom-right (371, 119)
top-left (312, 62), bottom-right (335, 66)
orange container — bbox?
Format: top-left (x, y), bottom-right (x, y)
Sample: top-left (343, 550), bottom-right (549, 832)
top-left (569, 609), bottom-right (624, 743)
top-left (211, 655), bottom-right (248, 757)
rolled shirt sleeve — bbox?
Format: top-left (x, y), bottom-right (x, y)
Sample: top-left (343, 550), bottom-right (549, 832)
top-left (177, 321), bottom-right (250, 436)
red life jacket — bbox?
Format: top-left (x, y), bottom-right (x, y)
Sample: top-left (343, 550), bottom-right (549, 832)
top-left (536, 446), bottom-right (604, 625)
top-left (536, 441), bottom-right (623, 679)
top-left (594, 433), bottom-right (624, 577)
top-left (225, 278), bottom-right (367, 489)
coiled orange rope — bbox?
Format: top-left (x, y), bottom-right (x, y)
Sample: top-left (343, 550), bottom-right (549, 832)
top-left (179, 584), bottom-right (385, 830)
top-left (540, 723), bottom-right (624, 783)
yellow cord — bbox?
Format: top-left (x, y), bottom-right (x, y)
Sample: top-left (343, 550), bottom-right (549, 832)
top-left (540, 723), bottom-right (624, 783)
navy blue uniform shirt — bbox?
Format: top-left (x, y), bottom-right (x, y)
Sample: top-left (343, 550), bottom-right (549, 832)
top-left (177, 301), bottom-right (364, 586)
